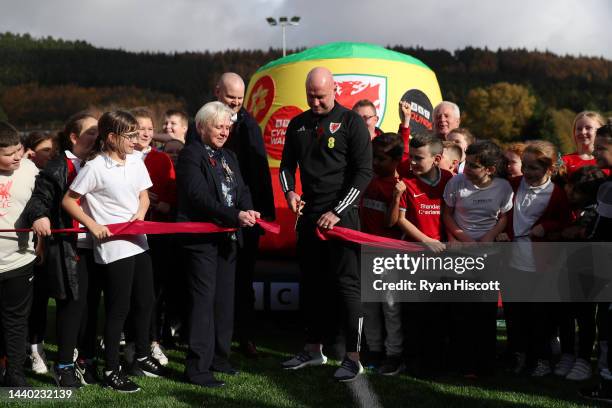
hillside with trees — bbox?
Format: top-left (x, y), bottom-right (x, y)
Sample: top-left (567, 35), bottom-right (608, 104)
top-left (0, 32), bottom-right (610, 151)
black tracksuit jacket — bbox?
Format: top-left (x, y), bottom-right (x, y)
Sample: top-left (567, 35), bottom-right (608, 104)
top-left (279, 102), bottom-right (372, 217)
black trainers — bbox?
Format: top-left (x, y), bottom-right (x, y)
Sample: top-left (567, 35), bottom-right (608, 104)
top-left (103, 367), bottom-right (140, 393)
top-left (281, 350), bottom-right (328, 370)
top-left (580, 381), bottom-right (612, 402)
top-left (75, 359), bottom-right (99, 385)
top-left (129, 356), bottom-right (164, 378)
top-left (333, 357), bottom-right (364, 382)
top-left (378, 355), bottom-right (404, 376)
top-left (52, 364), bottom-right (82, 388)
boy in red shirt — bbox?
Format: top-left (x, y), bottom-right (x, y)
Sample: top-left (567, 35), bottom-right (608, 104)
top-left (396, 132), bottom-right (453, 376)
top-left (397, 133), bottom-right (453, 251)
top-left (360, 133), bottom-right (406, 376)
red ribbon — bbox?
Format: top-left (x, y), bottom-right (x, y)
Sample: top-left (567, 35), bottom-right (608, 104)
top-left (0, 219), bottom-right (279, 236)
top-left (316, 226), bottom-right (423, 252)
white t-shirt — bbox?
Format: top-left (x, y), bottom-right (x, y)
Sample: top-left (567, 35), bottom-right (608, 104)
top-left (443, 174), bottom-right (514, 240)
top-left (0, 158), bottom-right (39, 274)
top-left (65, 150), bottom-right (91, 249)
top-left (457, 161), bottom-right (465, 174)
top-left (70, 154), bottom-right (152, 264)
top-left (510, 177), bottom-right (554, 272)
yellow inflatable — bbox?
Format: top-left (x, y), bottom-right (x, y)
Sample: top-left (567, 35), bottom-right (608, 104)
top-left (244, 42), bottom-right (443, 252)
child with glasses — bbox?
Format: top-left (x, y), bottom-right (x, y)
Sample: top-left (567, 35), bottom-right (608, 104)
top-left (62, 111), bottom-right (164, 393)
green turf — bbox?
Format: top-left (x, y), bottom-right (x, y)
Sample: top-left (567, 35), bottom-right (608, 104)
top-left (5, 304), bottom-right (608, 407)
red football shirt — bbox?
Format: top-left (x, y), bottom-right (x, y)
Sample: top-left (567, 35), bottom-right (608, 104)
top-left (143, 148), bottom-right (176, 220)
top-left (360, 175), bottom-right (406, 239)
top-left (401, 168), bottom-right (453, 241)
top-left (562, 152), bottom-right (597, 177)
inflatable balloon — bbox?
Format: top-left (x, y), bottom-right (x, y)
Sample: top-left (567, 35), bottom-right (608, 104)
top-left (244, 42), bottom-right (443, 252)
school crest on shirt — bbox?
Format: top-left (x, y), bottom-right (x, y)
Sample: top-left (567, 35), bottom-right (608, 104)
top-left (0, 180), bottom-right (13, 216)
top-left (329, 122), bottom-right (341, 134)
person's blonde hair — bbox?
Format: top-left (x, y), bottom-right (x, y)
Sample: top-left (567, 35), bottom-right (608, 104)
top-left (523, 140), bottom-right (561, 174)
top-left (572, 111), bottom-right (605, 137)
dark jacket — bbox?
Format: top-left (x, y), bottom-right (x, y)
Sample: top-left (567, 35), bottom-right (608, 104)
top-left (187, 107), bottom-right (275, 220)
top-left (279, 102), bottom-right (373, 217)
top-left (22, 154), bottom-right (80, 300)
top-left (176, 136), bottom-right (254, 245)
top-left (224, 108), bottom-right (275, 220)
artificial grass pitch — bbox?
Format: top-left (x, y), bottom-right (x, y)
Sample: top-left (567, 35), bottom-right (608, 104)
top-left (7, 317), bottom-right (608, 408)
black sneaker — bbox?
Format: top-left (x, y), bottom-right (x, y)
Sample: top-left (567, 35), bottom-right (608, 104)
top-left (580, 381), bottom-right (612, 402)
top-left (75, 359), bottom-right (99, 385)
top-left (103, 368), bottom-right (140, 393)
top-left (378, 355), bottom-right (404, 376)
top-left (281, 350), bottom-right (328, 370)
top-left (333, 357), bottom-right (364, 382)
top-left (129, 356), bottom-right (164, 378)
top-left (52, 364), bottom-right (82, 388)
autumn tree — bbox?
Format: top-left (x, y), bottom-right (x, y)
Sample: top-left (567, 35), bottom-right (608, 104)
top-left (0, 83), bottom-right (186, 127)
top-left (463, 82), bottom-right (536, 142)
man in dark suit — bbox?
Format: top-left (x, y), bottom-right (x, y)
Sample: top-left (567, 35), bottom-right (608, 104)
top-left (214, 73), bottom-right (275, 357)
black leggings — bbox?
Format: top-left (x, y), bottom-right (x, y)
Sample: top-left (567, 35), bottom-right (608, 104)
top-left (77, 250), bottom-right (103, 361)
top-left (55, 250), bottom-right (91, 365)
top-left (102, 252), bottom-right (154, 371)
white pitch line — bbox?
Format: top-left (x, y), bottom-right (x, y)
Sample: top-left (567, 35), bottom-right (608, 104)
top-left (346, 375), bottom-right (383, 408)
top-left (332, 344), bottom-right (383, 408)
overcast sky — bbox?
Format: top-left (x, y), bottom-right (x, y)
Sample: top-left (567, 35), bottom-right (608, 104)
top-left (1, 0), bottom-right (610, 59)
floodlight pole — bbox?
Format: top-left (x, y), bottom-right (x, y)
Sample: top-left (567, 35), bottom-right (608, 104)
top-left (282, 24), bottom-right (287, 57)
top-left (266, 16), bottom-right (301, 57)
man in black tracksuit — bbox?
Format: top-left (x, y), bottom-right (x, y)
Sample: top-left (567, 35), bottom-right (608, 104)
top-left (279, 67), bottom-right (372, 382)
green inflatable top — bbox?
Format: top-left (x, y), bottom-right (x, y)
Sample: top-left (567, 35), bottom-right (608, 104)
top-left (257, 42), bottom-right (431, 72)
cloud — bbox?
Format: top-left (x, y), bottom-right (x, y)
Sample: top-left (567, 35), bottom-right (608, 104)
top-left (0, 0), bottom-right (609, 58)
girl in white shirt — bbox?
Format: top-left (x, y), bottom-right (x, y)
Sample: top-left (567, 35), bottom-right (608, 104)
top-left (62, 111), bottom-right (162, 393)
top-left (443, 140), bottom-right (514, 378)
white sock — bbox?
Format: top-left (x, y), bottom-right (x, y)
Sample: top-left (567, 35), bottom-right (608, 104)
top-left (105, 370), bottom-right (113, 376)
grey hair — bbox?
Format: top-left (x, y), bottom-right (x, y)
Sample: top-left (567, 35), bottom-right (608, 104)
top-left (434, 101), bottom-right (461, 118)
top-left (194, 101), bottom-right (234, 129)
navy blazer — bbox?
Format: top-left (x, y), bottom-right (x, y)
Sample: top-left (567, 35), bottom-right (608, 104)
top-left (176, 136), bottom-right (254, 242)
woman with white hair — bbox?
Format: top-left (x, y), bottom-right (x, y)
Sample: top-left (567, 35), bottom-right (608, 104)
top-left (175, 101), bottom-right (260, 388)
